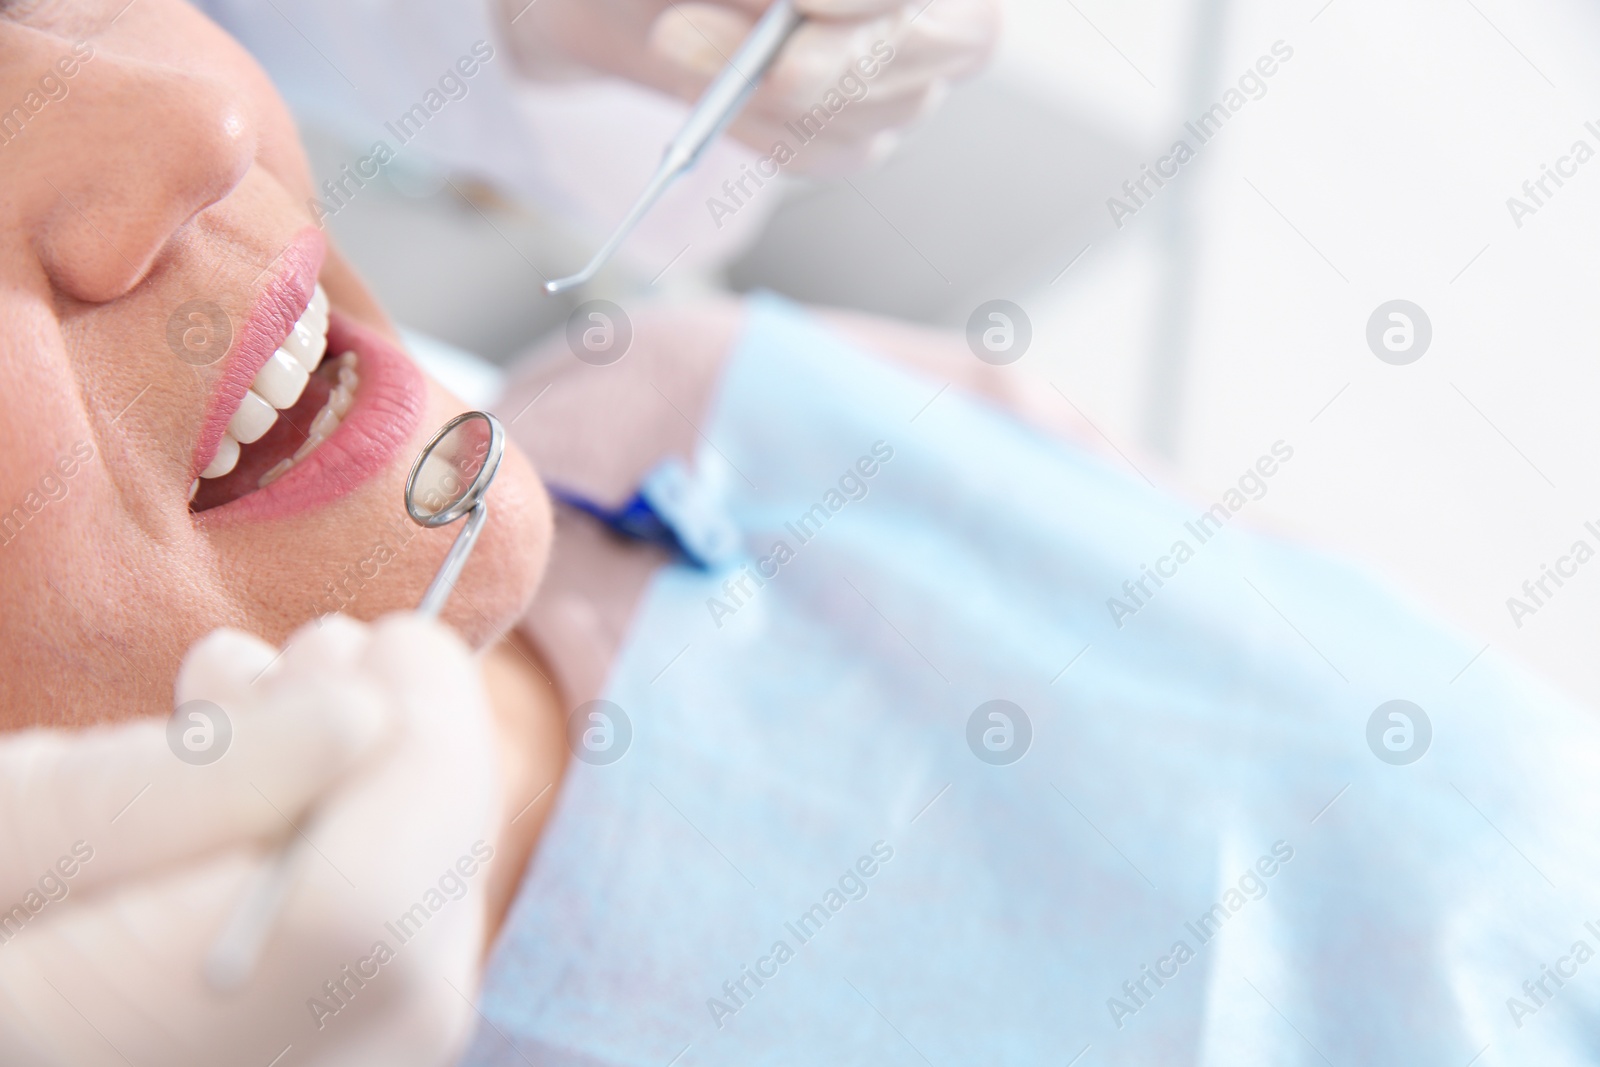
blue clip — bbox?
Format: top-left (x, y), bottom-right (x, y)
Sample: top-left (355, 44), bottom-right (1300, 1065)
top-left (548, 458), bottom-right (741, 570)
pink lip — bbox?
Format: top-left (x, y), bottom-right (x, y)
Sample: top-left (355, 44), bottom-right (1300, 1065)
top-left (194, 313), bottom-right (425, 525)
top-left (191, 227), bottom-right (324, 479)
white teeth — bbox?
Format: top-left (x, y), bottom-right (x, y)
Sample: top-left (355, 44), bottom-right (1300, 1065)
top-left (258, 458), bottom-right (294, 488)
top-left (228, 389), bottom-right (278, 444)
top-left (291, 434), bottom-right (322, 464)
top-left (279, 282), bottom-right (330, 374)
top-left (280, 302), bottom-right (329, 372)
top-left (251, 349), bottom-right (310, 410)
top-left (201, 434), bottom-right (241, 479)
top-left (308, 405), bottom-right (341, 441)
top-left (255, 351), bottom-right (360, 489)
top-left (200, 284), bottom-right (333, 486)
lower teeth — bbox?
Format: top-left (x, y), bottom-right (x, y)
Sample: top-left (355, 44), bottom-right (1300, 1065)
top-left (258, 351), bottom-right (359, 489)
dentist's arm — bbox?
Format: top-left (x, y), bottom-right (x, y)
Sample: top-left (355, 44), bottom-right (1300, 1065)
top-left (0, 614), bottom-right (501, 1067)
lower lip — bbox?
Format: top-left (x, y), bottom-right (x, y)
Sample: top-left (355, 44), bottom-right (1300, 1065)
top-left (196, 313), bottom-right (425, 526)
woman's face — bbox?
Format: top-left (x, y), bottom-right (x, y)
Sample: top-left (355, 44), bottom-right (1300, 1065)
top-left (0, 0), bottom-right (552, 728)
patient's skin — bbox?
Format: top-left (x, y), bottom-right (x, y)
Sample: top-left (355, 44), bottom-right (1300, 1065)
top-left (0, 2), bottom-right (561, 932)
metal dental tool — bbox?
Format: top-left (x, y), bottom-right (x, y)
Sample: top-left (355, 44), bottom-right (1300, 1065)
top-left (403, 410), bottom-right (506, 617)
top-left (205, 412), bottom-right (504, 991)
top-left (542, 0), bottom-right (805, 295)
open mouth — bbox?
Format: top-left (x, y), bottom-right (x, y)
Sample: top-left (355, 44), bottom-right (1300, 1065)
top-left (190, 283), bottom-right (362, 513)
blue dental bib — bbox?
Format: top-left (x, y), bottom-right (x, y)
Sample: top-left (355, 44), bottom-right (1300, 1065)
top-left (467, 296), bottom-right (1600, 1067)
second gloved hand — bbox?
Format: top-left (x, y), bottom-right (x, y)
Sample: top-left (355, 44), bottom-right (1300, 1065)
top-left (0, 613), bottom-right (501, 1067)
top-left (503, 0), bottom-right (1000, 173)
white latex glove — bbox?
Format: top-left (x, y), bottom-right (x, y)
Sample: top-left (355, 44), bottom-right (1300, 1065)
top-left (502, 0), bottom-right (1000, 173)
top-left (0, 613), bottom-right (501, 1067)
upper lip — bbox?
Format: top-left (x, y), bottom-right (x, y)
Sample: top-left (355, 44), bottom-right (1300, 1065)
top-left (189, 227), bottom-right (326, 479)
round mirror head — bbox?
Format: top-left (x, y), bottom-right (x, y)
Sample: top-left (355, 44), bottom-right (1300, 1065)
top-left (405, 411), bottom-right (504, 527)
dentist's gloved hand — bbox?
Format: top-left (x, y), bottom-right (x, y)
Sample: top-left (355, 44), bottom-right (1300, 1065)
top-left (0, 613), bottom-right (501, 1067)
top-left (503, 0), bottom-right (1000, 173)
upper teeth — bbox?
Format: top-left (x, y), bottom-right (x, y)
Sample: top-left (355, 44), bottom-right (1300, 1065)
top-left (200, 284), bottom-right (330, 480)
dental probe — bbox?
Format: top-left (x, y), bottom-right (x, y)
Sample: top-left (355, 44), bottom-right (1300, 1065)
top-left (543, 0), bottom-right (805, 295)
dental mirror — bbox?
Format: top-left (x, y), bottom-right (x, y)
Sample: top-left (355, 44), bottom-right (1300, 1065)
top-left (405, 410), bottom-right (504, 617)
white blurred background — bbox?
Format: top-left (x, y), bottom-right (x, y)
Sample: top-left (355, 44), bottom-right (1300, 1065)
top-left (300, 0), bottom-right (1600, 708)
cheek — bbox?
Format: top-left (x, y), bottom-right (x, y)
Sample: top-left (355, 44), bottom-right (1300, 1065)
top-left (0, 313), bottom-right (84, 502)
top-left (440, 441), bottom-right (552, 647)
top-left (244, 399), bottom-right (552, 646)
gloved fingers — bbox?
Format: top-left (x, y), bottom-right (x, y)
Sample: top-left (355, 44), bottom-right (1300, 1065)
top-left (647, 3), bottom-right (754, 80)
top-left (742, 74), bottom-right (941, 141)
top-left (765, 5), bottom-right (997, 102)
top-left (651, 5), bottom-right (989, 178)
top-left (0, 617), bottom-right (489, 1067)
top-left (867, 0), bottom-right (1000, 89)
top-left (729, 110), bottom-right (908, 173)
top-left (275, 612), bottom-right (372, 681)
top-left (794, 0), bottom-right (906, 17)
top-left (0, 674), bottom-right (388, 905)
top-left (649, 5), bottom-right (889, 93)
top-left (762, 16), bottom-right (898, 104)
top-left (359, 612), bottom-right (487, 722)
top-left (723, 70), bottom-right (946, 178)
top-left (0, 850), bottom-right (450, 1067)
top-left (174, 627), bottom-right (279, 710)
top-left (649, 0), bottom-right (996, 93)
top-left (299, 612), bottom-right (499, 904)
top-left (698, 0), bottom-right (905, 16)
top-left (252, 613), bottom-right (497, 1056)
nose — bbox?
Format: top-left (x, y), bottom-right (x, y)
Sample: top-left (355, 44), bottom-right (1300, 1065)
top-left (7, 39), bottom-right (256, 303)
